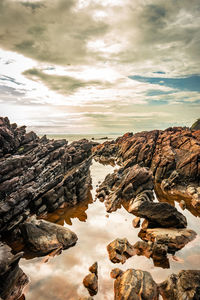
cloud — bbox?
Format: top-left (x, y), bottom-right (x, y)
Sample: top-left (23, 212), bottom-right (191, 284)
top-left (23, 68), bottom-right (109, 94)
top-left (0, 0), bottom-right (108, 65)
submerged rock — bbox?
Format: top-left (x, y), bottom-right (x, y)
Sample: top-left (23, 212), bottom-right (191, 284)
top-left (83, 262), bottom-right (98, 296)
top-left (159, 270), bottom-right (200, 300)
top-left (111, 268), bottom-right (159, 300)
top-left (138, 227), bottom-right (197, 253)
top-left (20, 216), bottom-right (78, 255)
top-left (0, 242), bottom-right (29, 300)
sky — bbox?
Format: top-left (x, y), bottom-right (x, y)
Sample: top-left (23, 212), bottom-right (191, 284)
top-left (0, 0), bottom-right (200, 134)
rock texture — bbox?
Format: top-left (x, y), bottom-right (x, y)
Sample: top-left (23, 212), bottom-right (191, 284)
top-left (159, 270), bottom-right (200, 300)
top-left (111, 268), bottom-right (159, 300)
top-left (20, 216), bottom-right (77, 255)
top-left (0, 242), bottom-right (28, 300)
top-left (83, 262), bottom-right (98, 296)
top-left (138, 228), bottom-right (197, 253)
top-left (107, 238), bottom-right (136, 264)
top-left (93, 127), bottom-right (200, 213)
top-left (0, 117), bottom-right (93, 233)
top-left (96, 163), bottom-right (187, 228)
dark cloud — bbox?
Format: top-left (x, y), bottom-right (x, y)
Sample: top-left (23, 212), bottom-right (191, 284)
top-left (0, 0), bottom-right (108, 65)
top-left (23, 68), bottom-right (110, 94)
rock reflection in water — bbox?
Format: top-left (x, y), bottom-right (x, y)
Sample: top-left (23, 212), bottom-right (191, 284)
top-left (20, 161), bottom-right (200, 300)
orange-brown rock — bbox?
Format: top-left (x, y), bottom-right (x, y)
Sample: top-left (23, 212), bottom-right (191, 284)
top-left (93, 127), bottom-right (200, 213)
top-left (83, 262), bottom-right (98, 296)
top-left (111, 268), bottom-right (159, 300)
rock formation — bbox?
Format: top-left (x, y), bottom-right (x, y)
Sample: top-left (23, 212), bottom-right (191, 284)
top-left (159, 270), bottom-right (200, 300)
top-left (0, 117), bottom-right (93, 233)
top-left (83, 262), bottom-right (98, 296)
top-left (111, 268), bottom-right (159, 300)
top-left (93, 127), bottom-right (200, 213)
top-left (111, 268), bottom-right (200, 300)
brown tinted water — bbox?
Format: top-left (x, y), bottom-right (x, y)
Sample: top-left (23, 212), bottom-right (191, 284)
top-left (20, 160), bottom-right (200, 300)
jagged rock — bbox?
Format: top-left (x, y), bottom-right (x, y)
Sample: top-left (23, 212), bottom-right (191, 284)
top-left (96, 164), bottom-right (154, 212)
top-left (159, 270), bottom-right (200, 300)
top-left (111, 268), bottom-right (159, 300)
top-left (138, 228), bottom-right (197, 253)
top-left (107, 238), bottom-right (169, 269)
top-left (0, 117), bottom-right (93, 233)
top-left (129, 198), bottom-right (187, 228)
top-left (19, 216), bottom-right (77, 255)
top-left (93, 127), bottom-right (200, 213)
top-left (83, 262), bottom-right (98, 296)
top-left (0, 242), bottom-right (29, 300)
top-left (107, 238), bottom-right (136, 264)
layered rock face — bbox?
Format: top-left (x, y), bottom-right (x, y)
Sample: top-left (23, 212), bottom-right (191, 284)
top-left (93, 127), bottom-right (200, 212)
top-left (0, 117), bottom-right (93, 233)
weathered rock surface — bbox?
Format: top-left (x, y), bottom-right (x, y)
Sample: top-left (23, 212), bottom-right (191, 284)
top-left (83, 262), bottom-right (98, 296)
top-left (96, 163), bottom-right (187, 228)
top-left (129, 199), bottom-right (187, 228)
top-left (96, 164), bottom-right (154, 212)
top-left (0, 117), bottom-right (93, 233)
top-left (20, 216), bottom-right (77, 255)
top-left (93, 127), bottom-right (200, 213)
top-left (0, 242), bottom-right (28, 300)
top-left (111, 268), bottom-right (159, 300)
top-left (159, 270), bottom-right (200, 300)
top-left (139, 228), bottom-right (197, 253)
top-left (107, 238), bottom-right (136, 264)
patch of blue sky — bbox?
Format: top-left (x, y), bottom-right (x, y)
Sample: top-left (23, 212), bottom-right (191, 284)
top-left (129, 75), bottom-right (200, 92)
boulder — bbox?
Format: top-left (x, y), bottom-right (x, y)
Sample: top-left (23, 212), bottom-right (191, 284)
top-left (83, 262), bottom-right (98, 296)
top-left (111, 268), bottom-right (159, 300)
top-left (20, 216), bottom-right (77, 255)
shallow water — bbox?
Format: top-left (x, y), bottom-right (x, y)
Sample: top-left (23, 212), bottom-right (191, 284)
top-left (20, 160), bottom-right (200, 300)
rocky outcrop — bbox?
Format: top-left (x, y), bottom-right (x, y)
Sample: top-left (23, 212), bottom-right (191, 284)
top-left (96, 163), bottom-right (187, 228)
top-left (191, 119), bottom-right (200, 130)
top-left (19, 216), bottom-right (77, 255)
top-left (83, 262), bottom-right (98, 296)
top-left (111, 268), bottom-right (159, 300)
top-left (0, 117), bottom-right (93, 233)
top-left (159, 270), bottom-right (200, 300)
top-left (93, 127), bottom-right (200, 213)
top-left (96, 164), bottom-right (154, 212)
top-left (0, 242), bottom-right (28, 300)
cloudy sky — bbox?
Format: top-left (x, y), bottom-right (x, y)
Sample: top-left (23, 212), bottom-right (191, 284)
top-left (0, 0), bottom-right (200, 134)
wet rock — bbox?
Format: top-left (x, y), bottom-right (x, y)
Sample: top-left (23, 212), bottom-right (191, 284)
top-left (138, 227), bottom-right (197, 253)
top-left (111, 268), bottom-right (159, 300)
top-left (93, 127), bottom-right (200, 213)
top-left (107, 238), bottom-right (136, 264)
top-left (0, 242), bottom-right (29, 300)
top-left (129, 199), bottom-right (187, 228)
top-left (20, 216), bottom-right (77, 255)
top-left (83, 262), bottom-right (98, 296)
top-left (159, 270), bottom-right (200, 300)
top-left (96, 164), bottom-right (154, 212)
top-left (0, 117), bottom-right (93, 233)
